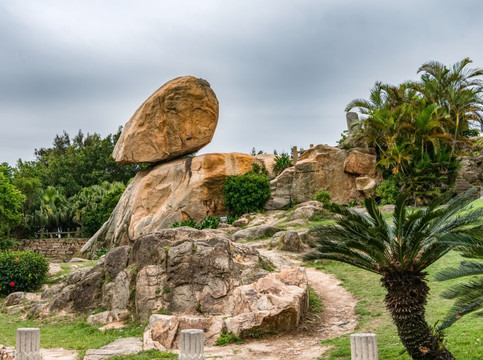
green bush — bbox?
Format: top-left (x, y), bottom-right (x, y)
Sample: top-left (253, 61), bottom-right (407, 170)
top-left (375, 178), bottom-right (399, 205)
top-left (0, 250), bottom-right (49, 295)
top-left (223, 173), bottom-right (270, 215)
top-left (273, 153), bottom-right (292, 175)
top-left (313, 190), bottom-right (331, 207)
top-left (171, 216), bottom-right (220, 230)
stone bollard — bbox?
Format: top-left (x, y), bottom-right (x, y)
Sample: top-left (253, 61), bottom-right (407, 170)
top-left (350, 333), bottom-right (378, 360)
top-left (16, 328), bottom-right (40, 360)
top-left (179, 329), bottom-right (204, 360)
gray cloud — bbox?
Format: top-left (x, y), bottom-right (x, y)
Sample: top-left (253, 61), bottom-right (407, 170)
top-left (1, 0), bottom-right (483, 164)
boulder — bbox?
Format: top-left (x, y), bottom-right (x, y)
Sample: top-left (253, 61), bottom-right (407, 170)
top-left (266, 145), bottom-right (380, 208)
top-left (113, 76), bottom-right (219, 164)
top-left (278, 231), bottom-right (303, 252)
top-left (81, 153), bottom-right (254, 256)
top-left (225, 268), bottom-right (309, 336)
top-left (104, 246), bottom-right (130, 279)
top-left (288, 202), bottom-right (325, 221)
top-left (3, 292), bottom-right (35, 307)
top-left (232, 225), bottom-right (280, 241)
top-left (355, 176), bottom-right (378, 196)
top-left (344, 150), bottom-right (378, 177)
top-left (144, 315), bottom-right (224, 350)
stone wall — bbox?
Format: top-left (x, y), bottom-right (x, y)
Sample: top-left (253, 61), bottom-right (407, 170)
top-left (16, 238), bottom-right (89, 258)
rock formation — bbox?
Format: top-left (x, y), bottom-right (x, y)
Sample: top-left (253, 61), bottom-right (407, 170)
top-left (113, 76), bottom-right (219, 164)
top-left (36, 228), bottom-right (309, 349)
top-left (266, 145), bottom-right (380, 208)
top-left (82, 153), bottom-right (253, 255)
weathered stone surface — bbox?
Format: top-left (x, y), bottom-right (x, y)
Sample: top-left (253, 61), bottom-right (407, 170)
top-left (225, 268), bottom-right (309, 336)
top-left (344, 150), bottom-right (378, 177)
top-left (104, 246), bottom-right (130, 279)
top-left (278, 231), bottom-right (303, 252)
top-left (113, 76), bottom-right (219, 164)
top-left (3, 292), bottom-right (34, 307)
top-left (70, 271), bottom-right (105, 312)
top-left (130, 229), bottom-right (267, 321)
top-left (84, 337), bottom-right (143, 360)
top-left (355, 176), bottom-right (378, 196)
top-left (288, 202), bottom-right (325, 221)
top-left (232, 225), bottom-right (280, 241)
top-left (82, 153), bottom-right (254, 256)
top-left (144, 315), bottom-right (224, 350)
top-left (266, 145), bottom-right (380, 208)
top-left (103, 270), bottom-right (131, 311)
top-left (254, 154), bottom-right (277, 179)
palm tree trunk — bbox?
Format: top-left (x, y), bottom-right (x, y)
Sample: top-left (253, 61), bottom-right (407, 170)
top-left (381, 272), bottom-right (455, 360)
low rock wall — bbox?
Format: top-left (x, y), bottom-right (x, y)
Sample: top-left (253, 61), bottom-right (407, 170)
top-left (16, 238), bottom-right (89, 258)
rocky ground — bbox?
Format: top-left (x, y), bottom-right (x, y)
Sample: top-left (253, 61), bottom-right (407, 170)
top-left (2, 201), bottom-right (368, 360)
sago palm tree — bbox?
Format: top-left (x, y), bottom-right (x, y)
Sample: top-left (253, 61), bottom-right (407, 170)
top-left (305, 189), bottom-right (482, 360)
top-left (435, 237), bottom-right (483, 331)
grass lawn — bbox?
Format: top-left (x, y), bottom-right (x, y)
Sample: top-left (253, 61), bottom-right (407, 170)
top-left (306, 198), bottom-right (483, 359)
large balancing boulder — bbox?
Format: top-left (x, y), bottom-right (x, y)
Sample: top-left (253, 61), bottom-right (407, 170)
top-left (113, 76), bottom-right (219, 164)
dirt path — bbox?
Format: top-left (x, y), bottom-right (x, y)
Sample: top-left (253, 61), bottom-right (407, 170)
top-left (204, 267), bottom-right (358, 359)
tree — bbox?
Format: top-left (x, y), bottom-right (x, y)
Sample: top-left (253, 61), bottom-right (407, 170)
top-left (0, 172), bottom-right (25, 248)
top-left (435, 237), bottom-right (483, 330)
top-left (305, 189), bottom-right (482, 360)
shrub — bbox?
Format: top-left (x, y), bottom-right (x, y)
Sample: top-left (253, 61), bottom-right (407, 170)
top-left (375, 178), bottom-right (399, 205)
top-left (313, 190), bottom-right (331, 207)
top-left (251, 163), bottom-right (268, 176)
top-left (223, 173), bottom-right (270, 215)
top-left (171, 216), bottom-right (220, 230)
top-left (0, 250), bottom-right (49, 295)
top-left (215, 331), bottom-right (243, 346)
top-left (273, 153), bottom-right (292, 175)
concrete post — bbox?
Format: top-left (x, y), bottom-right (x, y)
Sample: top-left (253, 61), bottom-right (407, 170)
top-left (179, 329), bottom-right (204, 360)
top-left (350, 333), bottom-right (378, 360)
top-left (16, 328), bottom-right (40, 360)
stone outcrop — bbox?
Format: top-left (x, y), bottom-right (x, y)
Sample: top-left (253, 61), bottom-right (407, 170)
top-left (35, 228), bottom-right (308, 349)
top-left (144, 268), bottom-right (309, 350)
top-left (266, 145), bottom-right (380, 208)
top-left (113, 76), bottom-right (219, 164)
top-left (81, 153), bottom-right (253, 255)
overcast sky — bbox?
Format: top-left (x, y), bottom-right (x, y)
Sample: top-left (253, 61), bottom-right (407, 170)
top-left (1, 0), bottom-right (483, 165)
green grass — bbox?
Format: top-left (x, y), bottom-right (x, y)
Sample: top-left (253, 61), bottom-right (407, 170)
top-left (305, 251), bottom-right (482, 359)
top-left (308, 285), bottom-right (323, 313)
top-left (215, 331), bottom-right (243, 346)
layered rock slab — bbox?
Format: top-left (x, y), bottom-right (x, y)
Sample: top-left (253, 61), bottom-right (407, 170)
top-left (81, 152), bottom-right (253, 255)
top-left (113, 76), bottom-right (219, 164)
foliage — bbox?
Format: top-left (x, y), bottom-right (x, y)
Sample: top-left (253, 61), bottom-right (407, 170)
top-left (308, 285), bottom-right (323, 313)
top-left (251, 162), bottom-right (268, 176)
top-left (93, 247), bottom-right (109, 260)
top-left (107, 350), bottom-right (177, 360)
top-left (313, 190), bottom-right (331, 207)
top-left (0, 250), bottom-right (49, 295)
top-left (0, 172), bottom-right (25, 247)
top-left (171, 216), bottom-right (220, 230)
top-left (215, 331), bottom-right (243, 346)
top-left (346, 58), bottom-right (483, 204)
top-left (305, 189), bottom-right (482, 359)
top-left (375, 177), bottom-right (399, 205)
top-left (223, 172), bottom-right (270, 215)
top-left (435, 238), bottom-right (483, 330)
top-left (250, 147), bottom-right (265, 155)
top-left (273, 152), bottom-right (292, 175)
top-left (71, 181), bottom-right (126, 237)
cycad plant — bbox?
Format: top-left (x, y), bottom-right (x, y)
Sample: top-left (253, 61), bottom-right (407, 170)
top-left (435, 238), bottom-right (483, 330)
top-left (305, 189), bottom-right (482, 360)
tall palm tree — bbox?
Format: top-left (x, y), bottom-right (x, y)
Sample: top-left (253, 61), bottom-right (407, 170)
top-left (305, 189), bottom-right (482, 360)
top-left (435, 237), bottom-right (483, 330)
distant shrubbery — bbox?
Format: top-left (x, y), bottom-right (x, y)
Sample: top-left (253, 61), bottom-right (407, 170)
top-left (171, 216), bottom-right (220, 230)
top-left (273, 153), bottom-right (292, 175)
top-left (0, 250), bottom-right (49, 295)
top-left (223, 172), bottom-right (271, 215)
